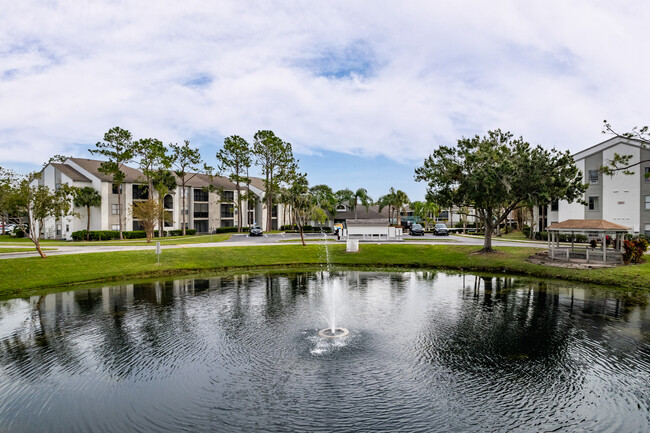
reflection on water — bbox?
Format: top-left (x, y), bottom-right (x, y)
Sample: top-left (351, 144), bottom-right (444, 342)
top-left (0, 272), bottom-right (648, 432)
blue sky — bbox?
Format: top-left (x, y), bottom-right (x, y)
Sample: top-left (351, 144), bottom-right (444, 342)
top-left (2, 1), bottom-right (650, 200)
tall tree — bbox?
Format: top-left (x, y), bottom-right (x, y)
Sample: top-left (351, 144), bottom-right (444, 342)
top-left (73, 186), bottom-right (102, 241)
top-left (170, 140), bottom-right (204, 236)
top-left (415, 129), bottom-right (587, 253)
top-left (134, 137), bottom-right (168, 194)
top-left (0, 167), bottom-right (19, 235)
top-left (286, 174), bottom-right (328, 246)
top-left (216, 135), bottom-right (252, 233)
top-left (352, 188), bottom-right (372, 219)
top-left (89, 127), bottom-right (136, 240)
top-left (393, 189), bottom-right (410, 226)
top-left (252, 130), bottom-right (298, 232)
top-left (11, 173), bottom-right (76, 258)
top-left (152, 169), bottom-right (177, 237)
top-left (310, 184), bottom-right (337, 228)
top-left (376, 188), bottom-right (396, 224)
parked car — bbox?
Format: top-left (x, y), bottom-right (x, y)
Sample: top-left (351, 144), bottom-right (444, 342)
top-left (249, 226), bottom-right (263, 236)
top-left (0, 224), bottom-right (15, 234)
top-left (409, 223), bottom-right (425, 236)
top-left (434, 223), bottom-right (449, 236)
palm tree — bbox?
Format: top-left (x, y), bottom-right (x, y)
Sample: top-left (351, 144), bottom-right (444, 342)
top-left (377, 187), bottom-right (397, 224)
top-left (352, 188), bottom-right (372, 219)
top-left (74, 186), bottom-right (102, 241)
top-left (310, 184), bottom-right (337, 229)
top-left (393, 190), bottom-right (410, 226)
top-left (335, 188), bottom-right (354, 211)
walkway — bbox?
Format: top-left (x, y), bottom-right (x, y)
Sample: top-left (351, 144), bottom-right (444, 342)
top-left (0, 233), bottom-right (552, 260)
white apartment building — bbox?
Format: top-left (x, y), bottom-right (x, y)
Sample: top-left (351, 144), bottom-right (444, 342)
top-left (36, 158), bottom-right (286, 240)
top-left (549, 137), bottom-right (650, 236)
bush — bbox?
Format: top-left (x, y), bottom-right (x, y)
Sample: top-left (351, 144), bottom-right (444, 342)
top-left (14, 228), bottom-right (25, 238)
top-left (167, 229), bottom-right (197, 236)
top-left (522, 227), bottom-right (531, 238)
top-left (623, 237), bottom-right (649, 264)
top-left (215, 227), bottom-right (244, 233)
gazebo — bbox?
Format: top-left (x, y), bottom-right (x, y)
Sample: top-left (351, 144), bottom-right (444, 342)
top-left (546, 219), bottom-right (630, 264)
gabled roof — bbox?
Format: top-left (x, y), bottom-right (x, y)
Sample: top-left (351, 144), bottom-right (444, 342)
top-left (69, 158), bottom-right (144, 183)
top-left (50, 163), bottom-right (91, 182)
top-left (547, 219), bottom-right (630, 231)
top-left (334, 207), bottom-right (387, 220)
top-left (572, 136), bottom-right (646, 161)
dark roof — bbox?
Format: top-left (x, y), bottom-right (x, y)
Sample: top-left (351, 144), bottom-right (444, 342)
top-left (248, 177), bottom-right (266, 191)
top-left (69, 158), bottom-right (144, 183)
top-left (334, 207), bottom-right (386, 220)
top-left (184, 173), bottom-right (236, 190)
top-left (547, 219), bottom-right (630, 231)
top-left (346, 218), bottom-right (389, 226)
top-left (51, 163), bottom-right (91, 182)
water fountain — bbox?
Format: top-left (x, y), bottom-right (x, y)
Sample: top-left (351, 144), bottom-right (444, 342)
top-left (318, 229), bottom-right (349, 338)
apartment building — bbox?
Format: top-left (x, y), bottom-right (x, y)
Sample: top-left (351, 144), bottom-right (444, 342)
top-left (550, 137), bottom-right (650, 236)
top-left (36, 158), bottom-right (285, 239)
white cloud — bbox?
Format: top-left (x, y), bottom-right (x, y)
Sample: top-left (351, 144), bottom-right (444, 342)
top-left (1, 0), bottom-right (650, 171)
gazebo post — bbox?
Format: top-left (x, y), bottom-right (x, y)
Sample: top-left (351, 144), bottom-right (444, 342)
top-left (547, 231), bottom-right (551, 258)
top-left (570, 231), bottom-right (574, 253)
top-left (602, 233), bottom-right (606, 262)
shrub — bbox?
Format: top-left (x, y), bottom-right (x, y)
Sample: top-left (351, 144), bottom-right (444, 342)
top-left (167, 229), bottom-right (197, 236)
top-left (14, 228), bottom-right (25, 238)
top-left (623, 237), bottom-right (649, 264)
top-left (522, 227), bottom-right (531, 238)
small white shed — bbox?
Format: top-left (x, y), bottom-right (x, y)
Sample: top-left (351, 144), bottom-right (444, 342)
top-left (344, 218), bottom-right (400, 240)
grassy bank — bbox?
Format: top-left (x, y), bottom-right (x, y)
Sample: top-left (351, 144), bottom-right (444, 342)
top-left (1, 244), bottom-right (648, 299)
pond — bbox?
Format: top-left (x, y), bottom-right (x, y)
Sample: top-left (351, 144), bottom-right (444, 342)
top-left (0, 271), bottom-right (648, 432)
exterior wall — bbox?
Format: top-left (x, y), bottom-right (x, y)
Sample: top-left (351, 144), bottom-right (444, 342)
top-left (640, 148), bottom-right (650, 236)
top-left (602, 143), bottom-right (640, 232)
top-left (584, 152), bottom-right (603, 220)
top-left (347, 225), bottom-right (388, 236)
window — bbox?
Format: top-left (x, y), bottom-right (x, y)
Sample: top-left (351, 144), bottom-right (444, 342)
top-left (194, 203), bottom-right (209, 218)
top-left (588, 169), bottom-right (599, 184)
top-left (194, 220), bottom-right (209, 233)
top-left (194, 188), bottom-right (209, 202)
top-left (112, 204), bottom-right (121, 215)
top-left (164, 195), bottom-right (174, 209)
top-left (645, 224), bottom-right (650, 237)
top-left (220, 220), bottom-right (234, 228)
top-left (551, 199), bottom-right (559, 212)
top-left (112, 184), bottom-right (122, 194)
top-left (645, 195), bottom-right (650, 211)
top-left (111, 224), bottom-right (119, 231)
top-left (645, 167), bottom-right (650, 182)
top-left (66, 224), bottom-right (69, 232)
top-left (221, 204), bottom-right (234, 218)
top-left (588, 196), bottom-right (599, 211)
top-left (133, 220), bottom-right (144, 231)
top-left (271, 205), bottom-right (277, 218)
top-left (223, 191), bottom-right (234, 201)
top-left (132, 185), bottom-right (149, 200)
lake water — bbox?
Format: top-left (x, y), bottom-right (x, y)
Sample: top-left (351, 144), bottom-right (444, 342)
top-left (0, 271), bottom-right (648, 432)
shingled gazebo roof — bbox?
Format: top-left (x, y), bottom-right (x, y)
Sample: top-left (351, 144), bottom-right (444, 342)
top-left (547, 219), bottom-right (629, 231)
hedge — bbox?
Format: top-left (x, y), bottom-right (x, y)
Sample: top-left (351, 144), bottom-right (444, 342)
top-left (71, 229), bottom-right (196, 241)
top-left (281, 225), bottom-right (332, 233)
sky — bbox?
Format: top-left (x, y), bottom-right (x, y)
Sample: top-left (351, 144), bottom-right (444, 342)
top-left (2, 1), bottom-right (650, 200)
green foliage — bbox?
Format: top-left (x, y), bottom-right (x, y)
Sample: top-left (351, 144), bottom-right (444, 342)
top-left (217, 135), bottom-right (252, 232)
top-left (71, 229), bottom-right (197, 241)
top-left (170, 140), bottom-right (204, 236)
top-left (167, 229), bottom-right (197, 236)
top-left (415, 129), bottom-right (587, 252)
top-left (252, 130), bottom-right (298, 231)
top-left (623, 237), bottom-right (649, 264)
top-left (89, 127), bottom-right (136, 238)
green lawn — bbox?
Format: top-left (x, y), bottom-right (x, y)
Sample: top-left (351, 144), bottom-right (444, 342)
top-left (0, 234), bottom-right (230, 247)
top-left (1, 244), bottom-right (649, 299)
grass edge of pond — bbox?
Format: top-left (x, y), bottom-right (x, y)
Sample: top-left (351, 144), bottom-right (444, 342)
top-left (1, 244), bottom-right (648, 300)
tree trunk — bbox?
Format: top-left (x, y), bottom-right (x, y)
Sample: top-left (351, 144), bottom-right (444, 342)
top-left (266, 173), bottom-right (273, 232)
top-left (118, 186), bottom-right (124, 240)
top-left (480, 209), bottom-right (494, 253)
top-left (236, 180), bottom-right (242, 233)
top-left (181, 182), bottom-right (187, 236)
top-left (86, 205), bottom-right (91, 241)
top-left (299, 222), bottom-right (306, 246)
